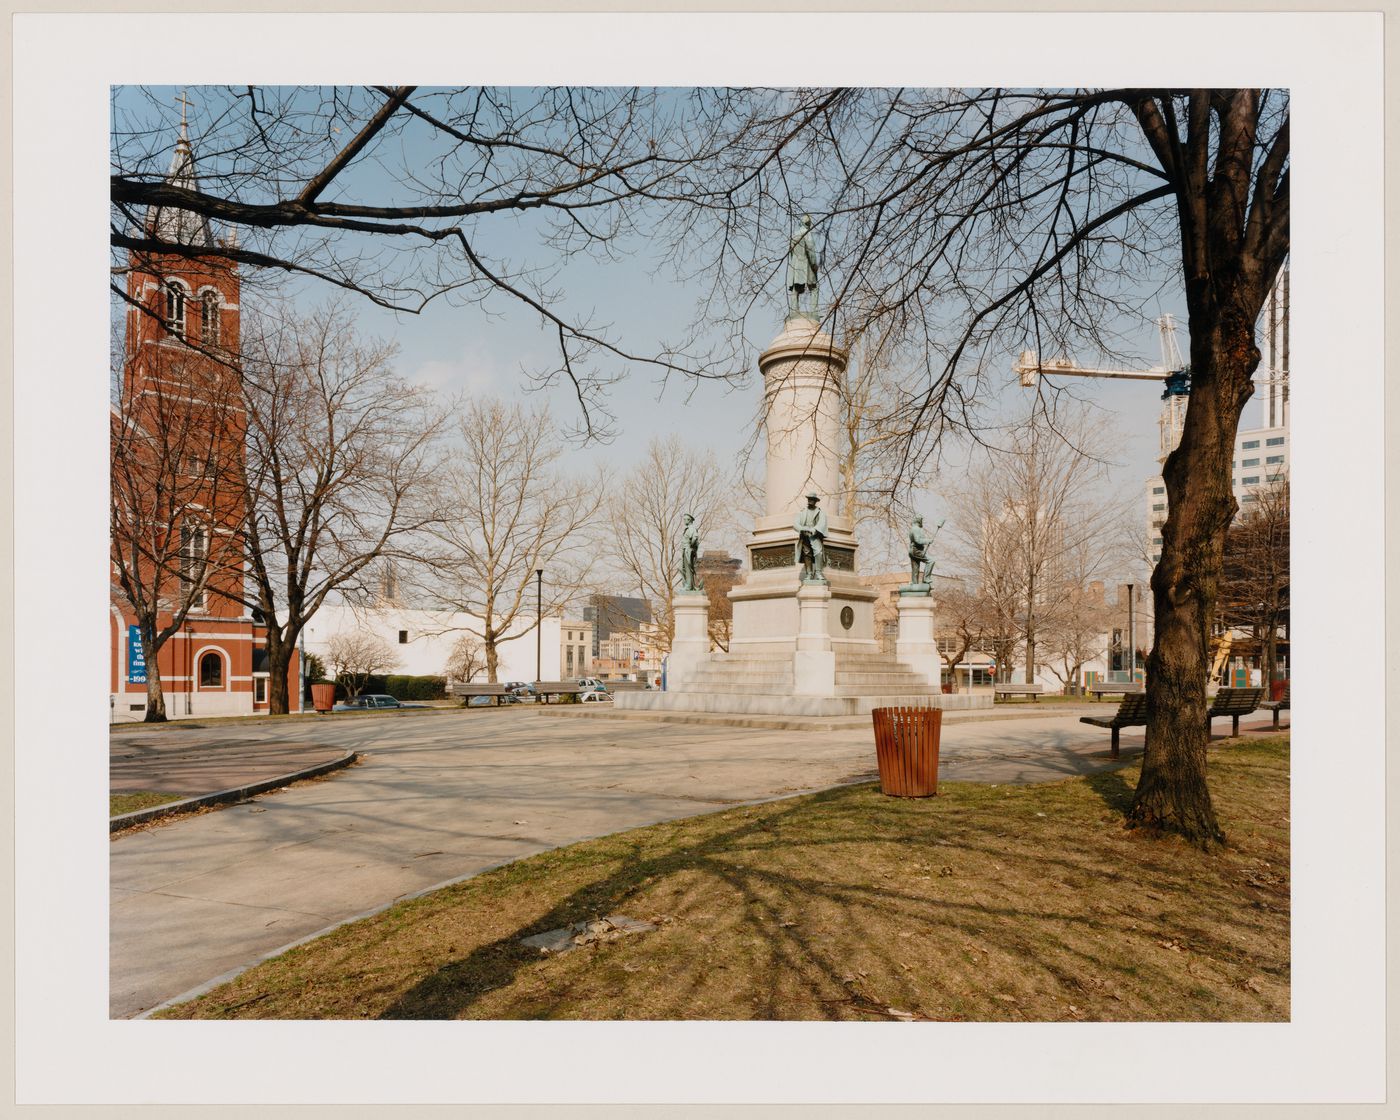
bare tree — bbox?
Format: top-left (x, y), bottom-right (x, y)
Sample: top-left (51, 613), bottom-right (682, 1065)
top-left (236, 304), bottom-right (448, 713)
top-left (110, 86), bottom-right (768, 440)
top-left (443, 635), bottom-right (487, 684)
top-left (949, 407), bottom-right (1127, 686)
top-left (110, 343), bottom-right (244, 721)
top-left (426, 398), bottom-right (595, 682)
top-left (933, 582), bottom-right (990, 693)
top-left (603, 436), bottom-right (735, 652)
top-left (114, 86), bottom-right (1289, 845)
top-left (664, 87), bottom-right (1288, 846)
top-left (327, 631), bottom-right (400, 699)
top-left (1218, 478), bottom-right (1289, 685)
top-left (1040, 584), bottom-right (1115, 693)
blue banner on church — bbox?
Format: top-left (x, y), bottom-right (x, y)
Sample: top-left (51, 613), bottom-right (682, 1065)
top-left (127, 626), bottom-right (147, 683)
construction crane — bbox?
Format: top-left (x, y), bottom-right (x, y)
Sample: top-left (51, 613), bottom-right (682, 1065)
top-left (1013, 315), bottom-right (1191, 463)
top-left (1014, 311), bottom-right (1289, 463)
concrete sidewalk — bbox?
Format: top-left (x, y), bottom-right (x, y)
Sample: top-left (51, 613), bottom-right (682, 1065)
top-left (110, 705), bottom-right (1278, 1019)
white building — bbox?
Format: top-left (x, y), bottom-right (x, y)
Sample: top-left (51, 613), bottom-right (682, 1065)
top-left (1145, 421), bottom-right (1290, 565)
top-left (304, 601), bottom-right (565, 685)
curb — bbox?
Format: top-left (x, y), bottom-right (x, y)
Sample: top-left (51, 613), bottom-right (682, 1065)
top-left (110, 750), bottom-right (360, 833)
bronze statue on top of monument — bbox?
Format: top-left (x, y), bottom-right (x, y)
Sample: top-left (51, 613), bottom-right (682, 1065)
top-left (786, 214), bottom-right (821, 319)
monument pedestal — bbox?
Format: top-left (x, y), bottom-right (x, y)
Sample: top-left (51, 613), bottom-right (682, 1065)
top-left (793, 582), bottom-right (836, 695)
top-left (895, 590), bottom-right (941, 688)
top-left (667, 592), bottom-right (710, 691)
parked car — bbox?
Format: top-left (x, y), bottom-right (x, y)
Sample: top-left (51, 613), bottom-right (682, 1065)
top-left (575, 677), bottom-right (607, 693)
top-left (332, 693), bottom-right (425, 712)
top-left (504, 681), bottom-right (538, 699)
top-left (579, 689), bottom-right (613, 703)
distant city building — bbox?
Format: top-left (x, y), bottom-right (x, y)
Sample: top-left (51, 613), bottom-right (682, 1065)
top-left (304, 601), bottom-right (564, 684)
top-left (560, 620), bottom-right (594, 679)
top-left (582, 594), bottom-right (653, 659)
top-left (1145, 423), bottom-right (1290, 565)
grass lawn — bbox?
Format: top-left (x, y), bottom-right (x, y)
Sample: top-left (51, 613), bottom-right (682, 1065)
top-left (110, 791), bottom-right (184, 816)
top-left (160, 735), bottom-right (1290, 1022)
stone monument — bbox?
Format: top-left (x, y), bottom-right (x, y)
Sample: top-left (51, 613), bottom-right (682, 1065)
top-left (615, 221), bottom-right (990, 718)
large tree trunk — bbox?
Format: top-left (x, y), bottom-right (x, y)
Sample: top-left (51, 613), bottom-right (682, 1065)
top-left (266, 629), bottom-right (295, 715)
top-left (485, 626), bottom-right (500, 684)
top-left (1130, 307), bottom-right (1258, 847)
top-left (139, 621), bottom-right (168, 722)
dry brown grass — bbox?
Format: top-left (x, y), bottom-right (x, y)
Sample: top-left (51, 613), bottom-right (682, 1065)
top-left (160, 735), bottom-right (1289, 1022)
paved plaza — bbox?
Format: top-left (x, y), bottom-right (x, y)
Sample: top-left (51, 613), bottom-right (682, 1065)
top-left (109, 704), bottom-right (1279, 1019)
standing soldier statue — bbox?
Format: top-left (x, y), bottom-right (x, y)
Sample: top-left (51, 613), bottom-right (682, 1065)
top-left (908, 514), bottom-right (944, 586)
top-left (679, 513), bottom-right (702, 592)
top-left (794, 492), bottom-right (828, 581)
top-left (787, 214), bottom-right (821, 318)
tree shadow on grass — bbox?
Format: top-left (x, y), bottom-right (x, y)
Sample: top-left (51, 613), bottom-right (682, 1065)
top-left (369, 774), bottom-right (1278, 1022)
top-left (1082, 766), bottom-right (1138, 815)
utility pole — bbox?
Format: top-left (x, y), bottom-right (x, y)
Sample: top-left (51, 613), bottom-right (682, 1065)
top-left (535, 569), bottom-right (543, 684)
top-left (1127, 583), bottom-right (1136, 684)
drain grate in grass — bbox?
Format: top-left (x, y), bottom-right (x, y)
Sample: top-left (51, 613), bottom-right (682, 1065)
top-left (159, 736), bottom-right (1290, 1022)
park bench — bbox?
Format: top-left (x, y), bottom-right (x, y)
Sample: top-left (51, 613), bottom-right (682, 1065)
top-left (1078, 692), bottom-right (1148, 759)
top-left (1087, 682), bottom-right (1143, 700)
top-left (994, 683), bottom-right (1044, 701)
top-left (1259, 683), bottom-right (1291, 729)
top-left (534, 680), bottom-right (595, 703)
top-left (445, 681), bottom-right (513, 706)
top-left (1206, 686), bottom-right (1266, 738)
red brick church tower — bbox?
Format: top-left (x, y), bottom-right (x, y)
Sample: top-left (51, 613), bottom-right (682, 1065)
top-left (110, 108), bottom-right (298, 720)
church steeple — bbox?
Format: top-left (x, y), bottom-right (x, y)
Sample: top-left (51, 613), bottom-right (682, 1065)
top-left (146, 92), bottom-right (215, 248)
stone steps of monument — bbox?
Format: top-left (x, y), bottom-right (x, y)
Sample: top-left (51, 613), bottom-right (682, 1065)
top-left (614, 691), bottom-right (981, 717)
top-left (671, 679), bottom-right (942, 698)
top-left (682, 666), bottom-right (934, 690)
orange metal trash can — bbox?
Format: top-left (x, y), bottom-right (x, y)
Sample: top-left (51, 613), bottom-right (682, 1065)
top-left (871, 706), bottom-right (942, 797)
top-left (311, 682), bottom-right (336, 713)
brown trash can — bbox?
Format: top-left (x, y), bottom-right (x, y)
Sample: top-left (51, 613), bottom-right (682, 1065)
top-left (1270, 679), bottom-right (1288, 702)
top-left (311, 682), bottom-right (336, 713)
top-left (871, 706), bottom-right (942, 797)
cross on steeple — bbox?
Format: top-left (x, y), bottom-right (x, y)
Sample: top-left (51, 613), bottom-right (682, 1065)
top-left (175, 90), bottom-right (193, 139)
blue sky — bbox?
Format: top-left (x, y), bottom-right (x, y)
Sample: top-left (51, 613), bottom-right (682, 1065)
top-left (112, 85), bottom-right (1284, 575)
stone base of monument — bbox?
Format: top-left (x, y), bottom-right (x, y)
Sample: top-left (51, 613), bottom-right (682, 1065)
top-left (613, 655), bottom-right (990, 717)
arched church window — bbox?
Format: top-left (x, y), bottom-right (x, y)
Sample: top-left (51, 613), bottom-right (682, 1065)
top-left (164, 281), bottom-right (187, 340)
top-left (199, 651), bottom-right (224, 688)
top-left (200, 290), bottom-right (220, 345)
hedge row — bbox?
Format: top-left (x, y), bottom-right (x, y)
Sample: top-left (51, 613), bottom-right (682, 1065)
top-left (331, 674), bottom-right (447, 701)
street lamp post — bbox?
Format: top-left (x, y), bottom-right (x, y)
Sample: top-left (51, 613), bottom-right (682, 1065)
top-left (1127, 583), bottom-right (1136, 683)
top-left (535, 568), bottom-right (543, 684)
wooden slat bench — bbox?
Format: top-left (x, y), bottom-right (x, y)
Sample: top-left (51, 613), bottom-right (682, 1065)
top-left (1078, 692), bottom-right (1148, 759)
top-left (1259, 683), bottom-right (1291, 729)
top-left (1087, 682), bottom-right (1143, 700)
top-left (1206, 687), bottom-right (1266, 738)
top-left (445, 681), bottom-right (512, 706)
top-left (994, 684), bottom-right (1044, 701)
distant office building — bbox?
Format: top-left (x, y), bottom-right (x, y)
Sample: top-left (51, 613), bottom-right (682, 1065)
top-left (582, 594), bottom-right (653, 658)
top-left (560, 620), bottom-right (594, 679)
top-left (1145, 422), bottom-right (1289, 565)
